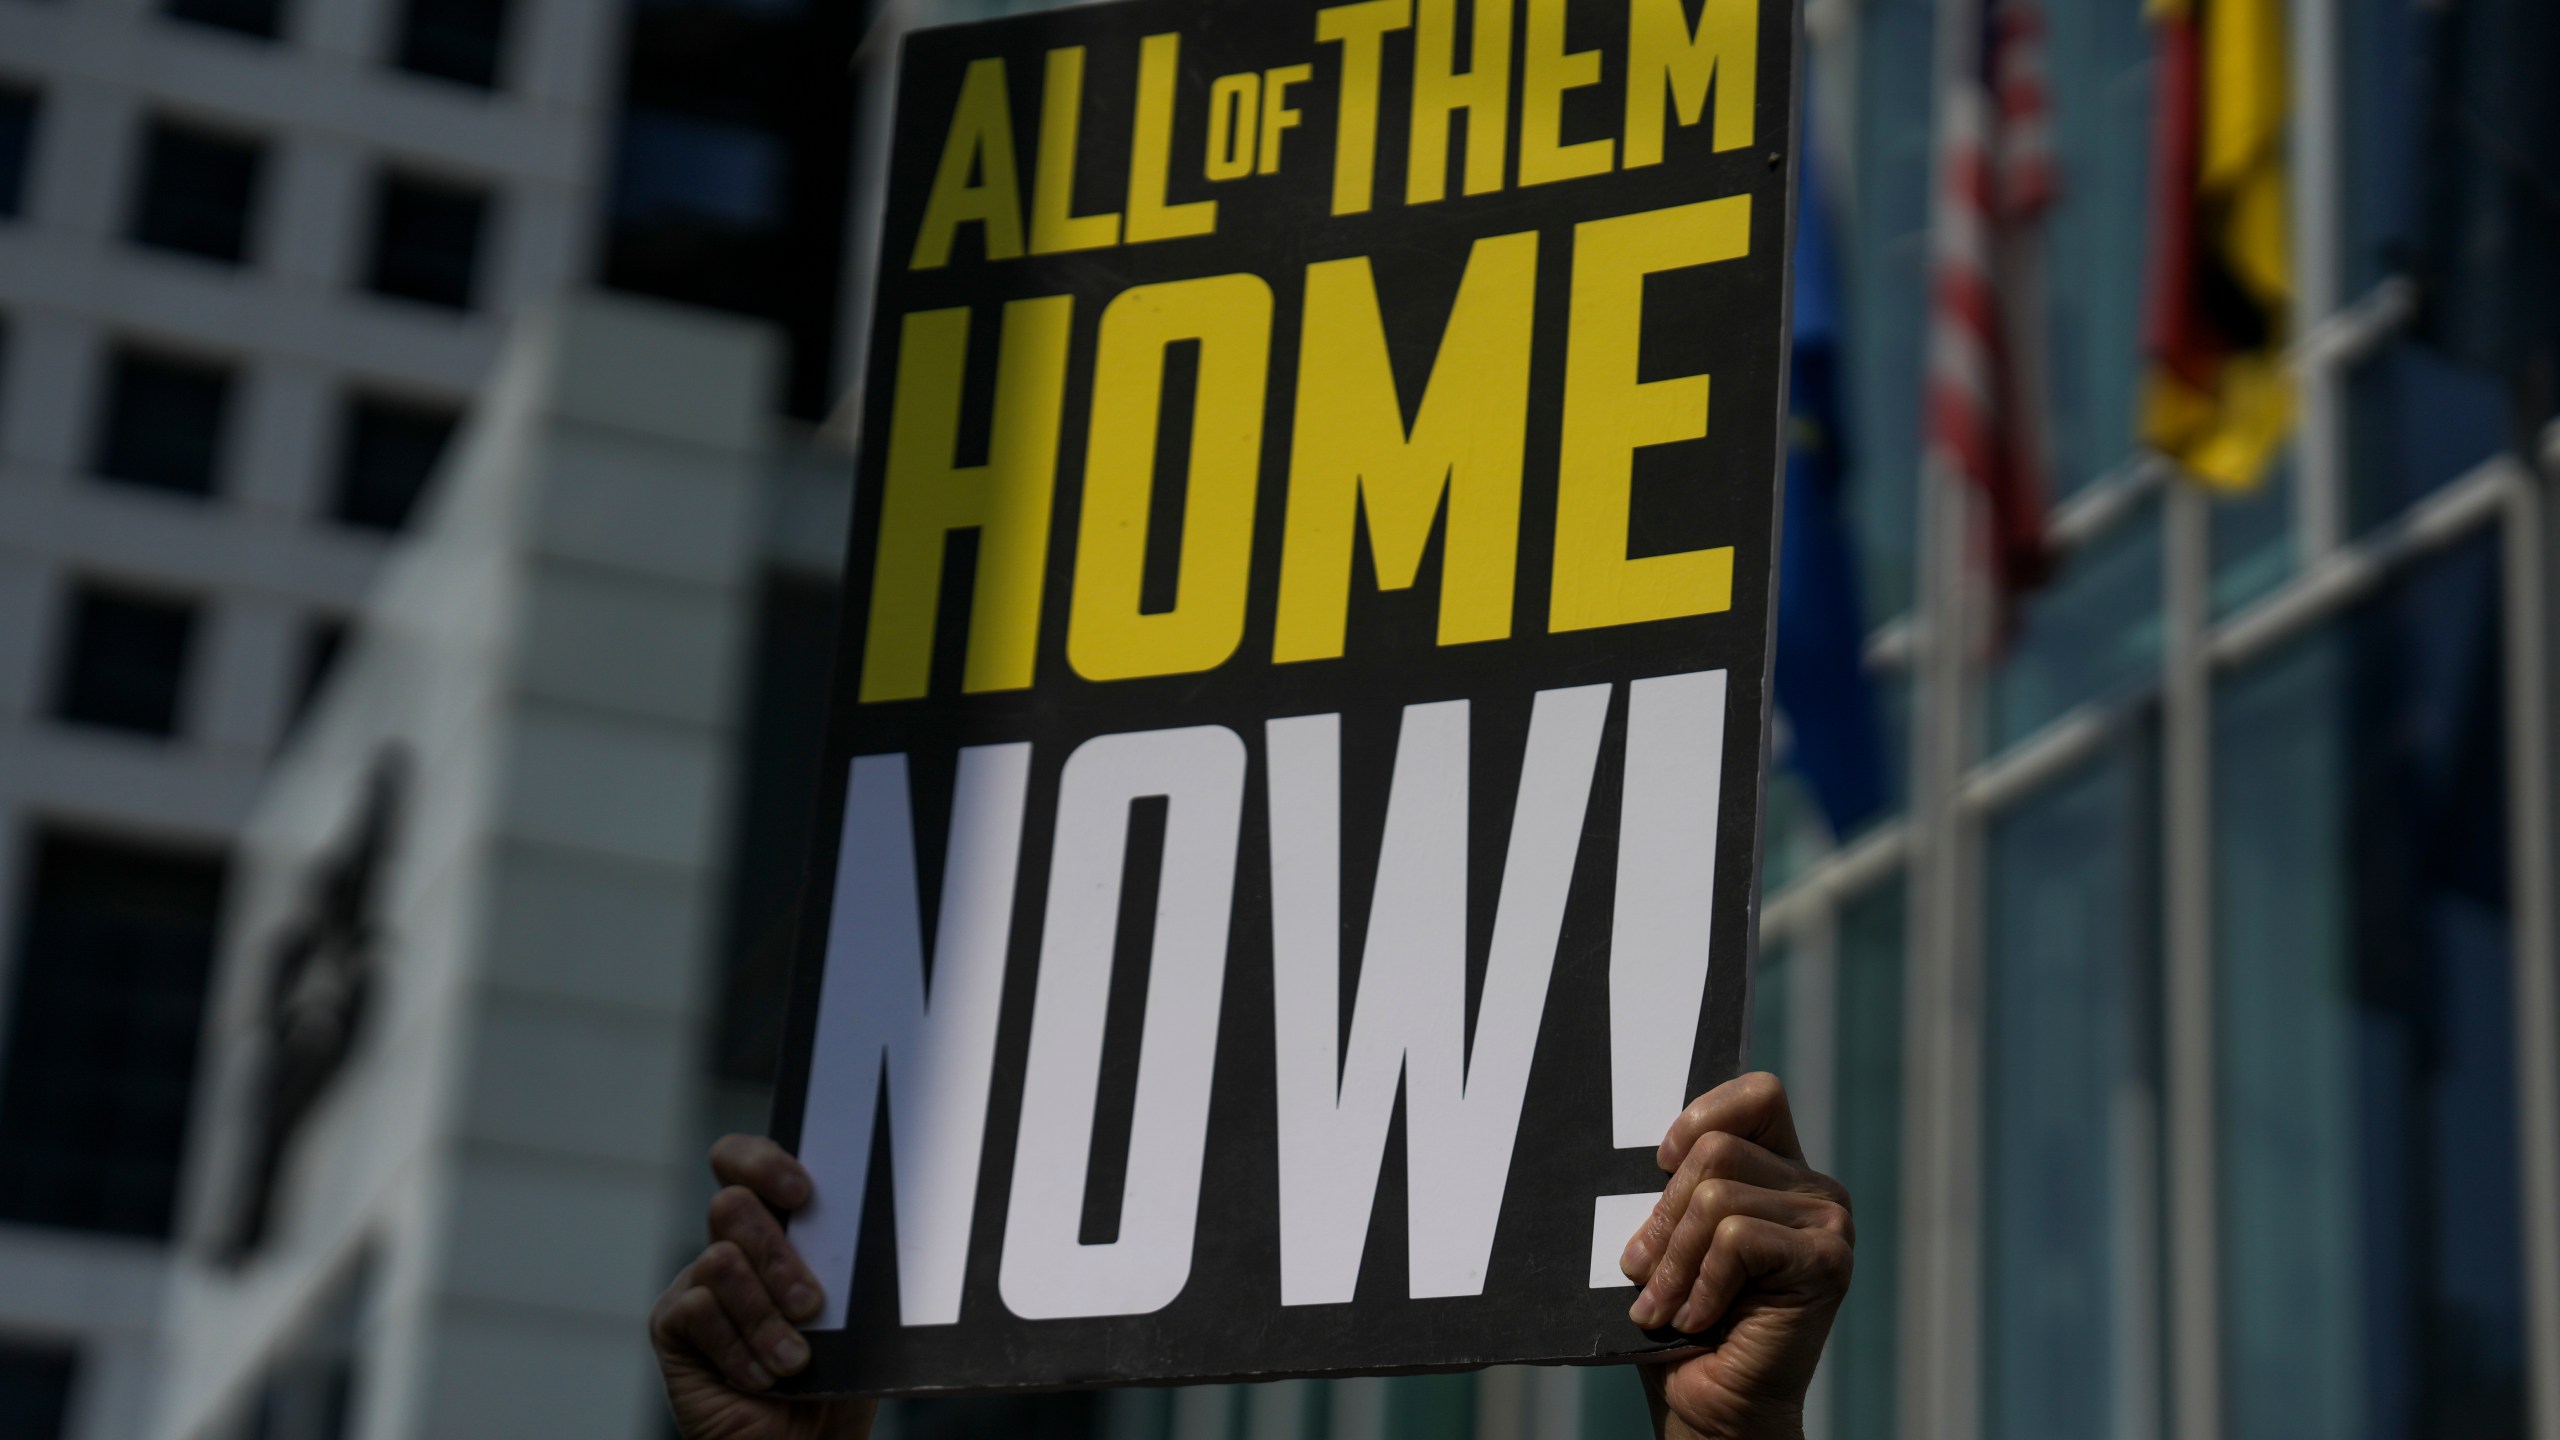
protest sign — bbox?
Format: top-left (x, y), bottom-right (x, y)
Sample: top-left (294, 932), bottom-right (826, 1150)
top-left (773, 0), bottom-right (1798, 1392)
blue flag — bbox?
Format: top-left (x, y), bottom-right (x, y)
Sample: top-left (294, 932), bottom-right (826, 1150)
top-left (1775, 137), bottom-right (1888, 839)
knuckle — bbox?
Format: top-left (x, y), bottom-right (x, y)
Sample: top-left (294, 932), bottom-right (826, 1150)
top-left (1689, 1177), bottom-right (1737, 1219)
top-left (708, 1186), bottom-right (762, 1229)
top-left (701, 1241), bottom-right (750, 1283)
top-left (1807, 1231), bottom-right (1855, 1284)
top-left (1690, 1130), bottom-right (1746, 1177)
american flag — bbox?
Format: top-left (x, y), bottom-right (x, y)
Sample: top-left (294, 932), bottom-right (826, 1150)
top-left (1925, 0), bottom-right (2057, 626)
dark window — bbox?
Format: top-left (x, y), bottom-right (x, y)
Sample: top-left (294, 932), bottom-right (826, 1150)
top-left (164, 0), bottom-right (284, 40)
top-left (599, 0), bottom-right (857, 419)
top-left (0, 85), bottom-right (37, 219)
top-left (128, 121), bottom-right (264, 265)
top-left (330, 394), bottom-right (456, 531)
top-left (364, 173), bottom-right (486, 310)
top-left (285, 617), bottom-right (347, 737)
top-left (53, 585), bottom-right (198, 737)
top-left (94, 348), bottom-right (233, 496)
top-left (0, 1344), bottom-right (76, 1440)
top-left (392, 0), bottom-right (508, 89)
top-left (0, 831), bottom-right (228, 1239)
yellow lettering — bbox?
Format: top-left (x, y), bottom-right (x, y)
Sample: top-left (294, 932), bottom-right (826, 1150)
top-left (1316, 0), bottom-right (1413, 215)
top-left (859, 298), bottom-right (1075, 702)
top-left (1623, 0), bottom-right (1758, 167)
top-left (1031, 48), bottom-right (1122, 254)
top-left (1207, 72), bottom-right (1261, 181)
top-left (1520, 0), bottom-right (1614, 186)
top-left (1259, 64), bottom-right (1312, 174)
top-left (1551, 197), bottom-right (1750, 633)
top-left (1406, 0), bottom-right (1512, 205)
top-left (910, 58), bottom-right (1025, 269)
top-left (1069, 275), bottom-right (1274, 681)
top-left (1275, 233), bottom-right (1538, 663)
top-left (1126, 33), bottom-right (1219, 243)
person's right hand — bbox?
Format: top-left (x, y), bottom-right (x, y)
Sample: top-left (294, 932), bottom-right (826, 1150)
top-left (649, 1135), bottom-right (875, 1440)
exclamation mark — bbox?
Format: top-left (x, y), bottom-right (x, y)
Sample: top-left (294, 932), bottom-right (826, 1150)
top-left (1588, 669), bottom-right (1727, 1289)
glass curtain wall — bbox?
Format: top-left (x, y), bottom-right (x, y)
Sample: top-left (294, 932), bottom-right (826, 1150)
top-left (2214, 537), bottom-right (2527, 1440)
top-left (1751, 0), bottom-right (2556, 1438)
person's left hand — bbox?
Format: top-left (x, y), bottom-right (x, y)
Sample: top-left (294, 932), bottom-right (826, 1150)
top-left (1618, 1073), bottom-right (1854, 1440)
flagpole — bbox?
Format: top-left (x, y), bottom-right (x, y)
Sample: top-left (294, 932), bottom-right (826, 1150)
top-left (1901, 0), bottom-right (1987, 1437)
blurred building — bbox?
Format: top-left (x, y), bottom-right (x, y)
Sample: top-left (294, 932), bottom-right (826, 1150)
top-left (0, 1), bottom-right (2554, 1440)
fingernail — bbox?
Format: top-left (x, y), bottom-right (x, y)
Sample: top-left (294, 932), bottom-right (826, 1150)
top-left (1629, 1292), bottom-right (1665, 1329)
top-left (745, 1361), bottom-right (776, 1391)
top-left (774, 1334), bottom-right (810, 1372)
top-left (786, 1284), bottom-right (821, 1319)
top-left (1619, 1235), bottom-right (1646, 1275)
top-left (779, 1173), bottom-right (811, 1206)
top-left (1672, 1303), bottom-right (1701, 1333)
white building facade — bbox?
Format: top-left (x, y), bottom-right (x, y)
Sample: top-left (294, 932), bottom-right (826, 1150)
top-left (0, 0), bottom-right (621, 1425)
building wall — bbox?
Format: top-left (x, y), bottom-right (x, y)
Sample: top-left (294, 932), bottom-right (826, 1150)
top-left (0, 0), bottom-right (621, 1428)
top-left (149, 295), bottom-right (774, 1440)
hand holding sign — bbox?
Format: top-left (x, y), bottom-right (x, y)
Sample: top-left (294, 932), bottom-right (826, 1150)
top-left (651, 1137), bottom-right (877, 1440)
top-left (650, 1082), bottom-right (1852, 1440)
top-left (1621, 1074), bottom-right (1853, 1440)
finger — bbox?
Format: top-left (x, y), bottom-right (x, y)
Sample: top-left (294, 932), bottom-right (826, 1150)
top-left (697, 1239), bottom-right (812, 1380)
top-left (1670, 1211), bottom-right (1853, 1335)
top-left (710, 1134), bottom-right (814, 1210)
top-left (1628, 1180), bottom-right (1833, 1330)
top-left (1655, 1073), bottom-right (1804, 1173)
top-left (655, 1281), bottom-right (777, 1393)
top-left (1622, 1129), bottom-right (1835, 1280)
top-left (708, 1184), bottom-right (825, 1322)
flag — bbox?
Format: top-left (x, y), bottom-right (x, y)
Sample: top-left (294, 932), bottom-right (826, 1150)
top-left (2138, 0), bottom-right (2293, 491)
top-left (2407, 0), bottom-right (2560, 426)
top-left (1926, 0), bottom-right (2058, 622)
top-left (1778, 129), bottom-right (1888, 840)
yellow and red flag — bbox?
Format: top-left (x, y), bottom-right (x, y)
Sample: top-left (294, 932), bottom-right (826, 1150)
top-left (2139, 0), bottom-right (2293, 491)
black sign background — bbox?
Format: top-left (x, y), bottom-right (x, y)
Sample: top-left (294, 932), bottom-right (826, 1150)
top-left (773, 0), bottom-right (1799, 1394)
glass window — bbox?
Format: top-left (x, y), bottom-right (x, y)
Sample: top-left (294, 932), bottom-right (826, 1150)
top-left (2342, 344), bottom-right (2509, 537)
top-left (1827, 877), bottom-right (1905, 1438)
top-left (2213, 533), bottom-right (2526, 1440)
top-left (364, 172), bottom-right (489, 311)
top-left (610, 109), bottom-right (789, 233)
top-left (330, 393), bottom-right (457, 532)
top-left (164, 0), bottom-right (284, 40)
top-left (128, 120), bottom-right (264, 265)
top-left (0, 83), bottom-right (37, 219)
top-left (93, 347), bottom-right (234, 497)
top-left (2211, 453), bottom-right (2295, 620)
top-left (52, 584), bottom-right (198, 737)
top-left (2037, 3), bottom-right (2154, 497)
top-left (392, 0), bottom-right (509, 88)
top-left (1843, 0), bottom-right (1935, 627)
top-left (1989, 497), bottom-right (2165, 751)
top-left (0, 830), bottom-right (228, 1238)
top-left (0, 1343), bottom-right (76, 1439)
top-left (1983, 743), bottom-right (2164, 1440)
top-left (601, 0), bottom-right (860, 418)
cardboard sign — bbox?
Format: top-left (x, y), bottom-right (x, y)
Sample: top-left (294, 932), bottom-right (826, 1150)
top-left (773, 0), bottom-right (1797, 1394)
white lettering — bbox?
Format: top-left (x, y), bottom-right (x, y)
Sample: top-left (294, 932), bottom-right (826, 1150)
top-left (1268, 685), bottom-right (1610, 1304)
